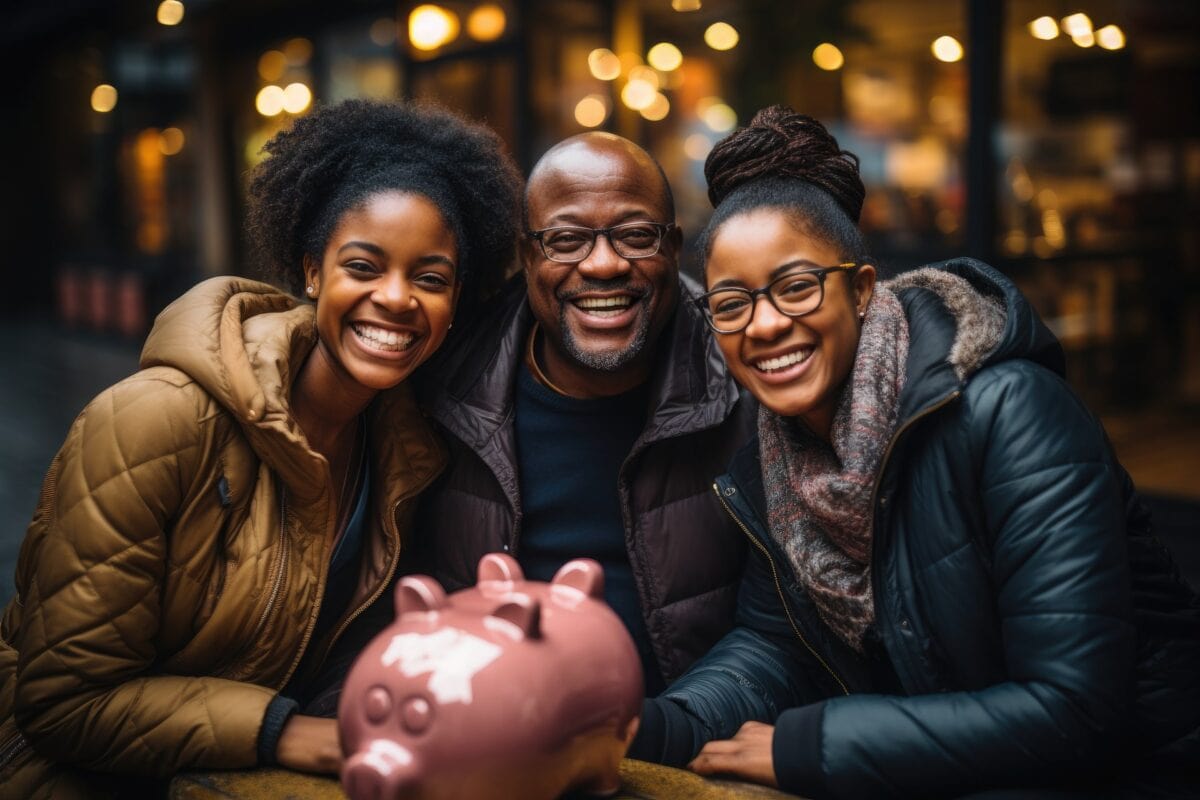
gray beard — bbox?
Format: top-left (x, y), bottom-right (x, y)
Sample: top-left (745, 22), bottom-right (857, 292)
top-left (558, 298), bottom-right (652, 372)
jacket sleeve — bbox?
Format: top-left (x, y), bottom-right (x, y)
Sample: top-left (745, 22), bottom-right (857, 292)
top-left (776, 362), bottom-right (1136, 799)
top-left (631, 540), bottom-right (839, 766)
top-left (12, 374), bottom-right (278, 775)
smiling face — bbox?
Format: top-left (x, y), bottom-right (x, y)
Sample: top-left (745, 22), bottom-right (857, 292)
top-left (522, 136), bottom-right (681, 397)
top-left (704, 208), bottom-right (875, 437)
top-left (304, 191), bottom-right (460, 397)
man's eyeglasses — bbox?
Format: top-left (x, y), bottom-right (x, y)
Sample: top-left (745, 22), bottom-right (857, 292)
top-left (526, 221), bottom-right (675, 263)
top-left (694, 263), bottom-right (863, 334)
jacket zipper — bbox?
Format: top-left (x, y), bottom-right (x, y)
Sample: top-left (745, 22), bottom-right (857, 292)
top-left (296, 453), bottom-right (447, 682)
top-left (868, 390), bottom-right (962, 517)
top-left (712, 483), bottom-right (849, 696)
top-left (0, 731), bottom-right (28, 771)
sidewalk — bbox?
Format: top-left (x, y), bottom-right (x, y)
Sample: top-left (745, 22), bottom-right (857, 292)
top-left (1, 318), bottom-right (1197, 605)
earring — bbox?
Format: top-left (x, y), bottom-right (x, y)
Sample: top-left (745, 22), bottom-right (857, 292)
top-left (306, 285), bottom-right (315, 297)
top-left (858, 310), bottom-right (866, 320)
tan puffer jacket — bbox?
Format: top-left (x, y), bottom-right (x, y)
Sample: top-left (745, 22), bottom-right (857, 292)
top-left (0, 277), bottom-right (445, 794)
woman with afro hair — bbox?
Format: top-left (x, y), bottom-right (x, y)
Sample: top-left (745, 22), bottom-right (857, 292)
top-left (0, 99), bottom-right (522, 796)
top-left (631, 106), bottom-right (1200, 798)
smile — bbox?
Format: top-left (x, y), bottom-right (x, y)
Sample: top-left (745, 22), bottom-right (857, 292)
top-left (352, 322), bottom-right (415, 352)
top-left (754, 348), bottom-right (812, 372)
top-left (571, 295), bottom-right (635, 319)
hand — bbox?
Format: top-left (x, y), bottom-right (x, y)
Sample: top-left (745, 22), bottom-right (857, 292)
top-left (275, 714), bottom-right (342, 775)
top-left (687, 721), bottom-right (777, 788)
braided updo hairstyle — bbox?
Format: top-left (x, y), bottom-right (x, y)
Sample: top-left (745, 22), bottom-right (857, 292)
top-left (699, 105), bottom-right (866, 268)
top-left (246, 99), bottom-right (522, 315)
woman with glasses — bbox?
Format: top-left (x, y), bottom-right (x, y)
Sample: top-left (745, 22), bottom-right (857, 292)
top-left (630, 106), bottom-right (1200, 798)
top-left (0, 99), bottom-right (522, 796)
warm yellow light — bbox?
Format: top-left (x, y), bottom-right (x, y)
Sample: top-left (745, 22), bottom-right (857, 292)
top-left (258, 50), bottom-right (286, 81)
top-left (409, 5), bottom-right (459, 51)
top-left (704, 22), bottom-right (739, 51)
top-left (91, 84), bottom-right (118, 113)
top-left (1061, 12), bottom-right (1093, 38)
top-left (621, 79), bottom-right (658, 111)
top-left (156, 0), bottom-right (184, 26)
top-left (588, 48), bottom-right (621, 80)
top-left (1028, 16), bottom-right (1059, 40)
top-left (282, 82), bottom-right (312, 114)
top-left (1096, 24), bottom-right (1125, 50)
top-left (628, 65), bottom-right (660, 89)
top-left (684, 133), bottom-right (712, 160)
top-left (574, 95), bottom-right (608, 128)
top-left (702, 102), bottom-right (737, 132)
top-left (160, 127), bottom-right (185, 155)
top-left (672, 0), bottom-right (701, 10)
top-left (932, 35), bottom-right (964, 63)
top-left (640, 92), bottom-right (670, 121)
top-left (647, 42), bottom-right (682, 72)
top-left (467, 4), bottom-right (506, 41)
top-left (284, 38), bottom-right (313, 65)
top-left (1072, 30), bottom-right (1095, 47)
top-left (812, 42), bottom-right (844, 71)
top-left (369, 18), bottom-right (397, 47)
top-left (255, 85), bottom-right (285, 117)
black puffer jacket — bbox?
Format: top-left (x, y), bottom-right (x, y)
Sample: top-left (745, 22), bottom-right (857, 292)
top-left (635, 259), bottom-right (1200, 798)
top-left (407, 273), bottom-right (756, 685)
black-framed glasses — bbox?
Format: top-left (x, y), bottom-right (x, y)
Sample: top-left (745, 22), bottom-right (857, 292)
top-left (526, 221), bottom-right (675, 263)
top-left (694, 263), bottom-right (863, 334)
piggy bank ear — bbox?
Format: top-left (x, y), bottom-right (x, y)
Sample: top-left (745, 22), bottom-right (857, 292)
top-left (551, 558), bottom-right (605, 599)
top-left (489, 596), bottom-right (541, 640)
top-left (477, 552), bottom-right (524, 586)
top-left (395, 575), bottom-right (447, 616)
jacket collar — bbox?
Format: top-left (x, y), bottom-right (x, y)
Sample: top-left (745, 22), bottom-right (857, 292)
top-left (420, 272), bottom-right (741, 449)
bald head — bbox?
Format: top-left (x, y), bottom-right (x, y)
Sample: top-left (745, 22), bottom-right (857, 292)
top-left (524, 133), bottom-right (674, 226)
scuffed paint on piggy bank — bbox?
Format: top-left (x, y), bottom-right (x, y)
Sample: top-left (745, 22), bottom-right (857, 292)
top-left (338, 554), bottom-right (643, 800)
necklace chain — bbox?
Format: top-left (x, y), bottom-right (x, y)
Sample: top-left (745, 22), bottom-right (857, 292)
top-left (525, 321), bottom-right (571, 396)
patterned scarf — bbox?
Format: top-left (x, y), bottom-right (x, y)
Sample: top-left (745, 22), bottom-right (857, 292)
top-left (758, 286), bottom-right (909, 652)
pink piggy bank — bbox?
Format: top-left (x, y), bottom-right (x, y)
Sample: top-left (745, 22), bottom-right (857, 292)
top-left (338, 553), bottom-right (643, 800)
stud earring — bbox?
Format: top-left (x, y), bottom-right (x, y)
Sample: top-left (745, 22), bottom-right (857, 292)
top-left (858, 310), bottom-right (866, 320)
top-left (306, 285), bottom-right (315, 297)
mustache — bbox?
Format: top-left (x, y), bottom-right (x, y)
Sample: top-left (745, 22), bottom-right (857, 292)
top-left (558, 278), bottom-right (648, 301)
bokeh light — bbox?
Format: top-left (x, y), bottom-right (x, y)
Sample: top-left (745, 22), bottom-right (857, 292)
top-left (159, 127), bottom-right (185, 155)
top-left (282, 82), bottom-right (312, 114)
top-left (257, 50), bottom-right (286, 81)
top-left (931, 35), bottom-right (964, 63)
top-left (369, 18), bottom-right (397, 47)
top-left (467, 4), bottom-right (506, 42)
top-left (1096, 25), bottom-right (1125, 50)
top-left (812, 43), bottom-right (844, 71)
top-left (684, 134), bottom-right (713, 160)
top-left (704, 22), bottom-right (739, 51)
top-left (587, 48), bottom-right (621, 81)
top-left (255, 85), bottom-right (285, 117)
top-left (671, 0), bottom-right (701, 10)
top-left (640, 93), bottom-right (670, 121)
top-left (574, 95), bottom-right (608, 128)
top-left (621, 79), bottom-right (657, 111)
top-left (91, 84), bottom-right (118, 113)
top-left (1061, 13), bottom-right (1093, 38)
top-left (702, 102), bottom-right (737, 132)
top-left (156, 0), bottom-right (184, 26)
top-left (1028, 16), bottom-right (1058, 40)
top-left (647, 42), bottom-right (682, 72)
top-left (409, 5), bottom-right (459, 51)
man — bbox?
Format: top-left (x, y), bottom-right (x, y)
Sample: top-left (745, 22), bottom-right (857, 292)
top-left (409, 132), bottom-right (754, 695)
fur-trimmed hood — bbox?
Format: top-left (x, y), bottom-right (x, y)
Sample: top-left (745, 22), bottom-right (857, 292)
top-left (883, 257), bottom-right (1065, 420)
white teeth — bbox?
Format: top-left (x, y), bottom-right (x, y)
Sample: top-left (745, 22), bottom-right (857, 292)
top-left (754, 350), bottom-right (812, 371)
top-left (353, 323), bottom-right (414, 352)
top-left (575, 296), bottom-right (633, 310)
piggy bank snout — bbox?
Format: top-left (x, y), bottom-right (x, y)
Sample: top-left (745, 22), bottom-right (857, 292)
top-left (343, 743), bottom-right (418, 800)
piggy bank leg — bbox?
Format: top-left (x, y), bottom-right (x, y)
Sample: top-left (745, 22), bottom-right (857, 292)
top-left (573, 716), bottom-right (639, 798)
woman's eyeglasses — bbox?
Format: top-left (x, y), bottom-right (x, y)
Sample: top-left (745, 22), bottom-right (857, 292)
top-left (695, 263), bottom-right (863, 334)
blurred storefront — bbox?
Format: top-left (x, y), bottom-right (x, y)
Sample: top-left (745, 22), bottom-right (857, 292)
top-left (1, 0), bottom-right (1198, 429)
